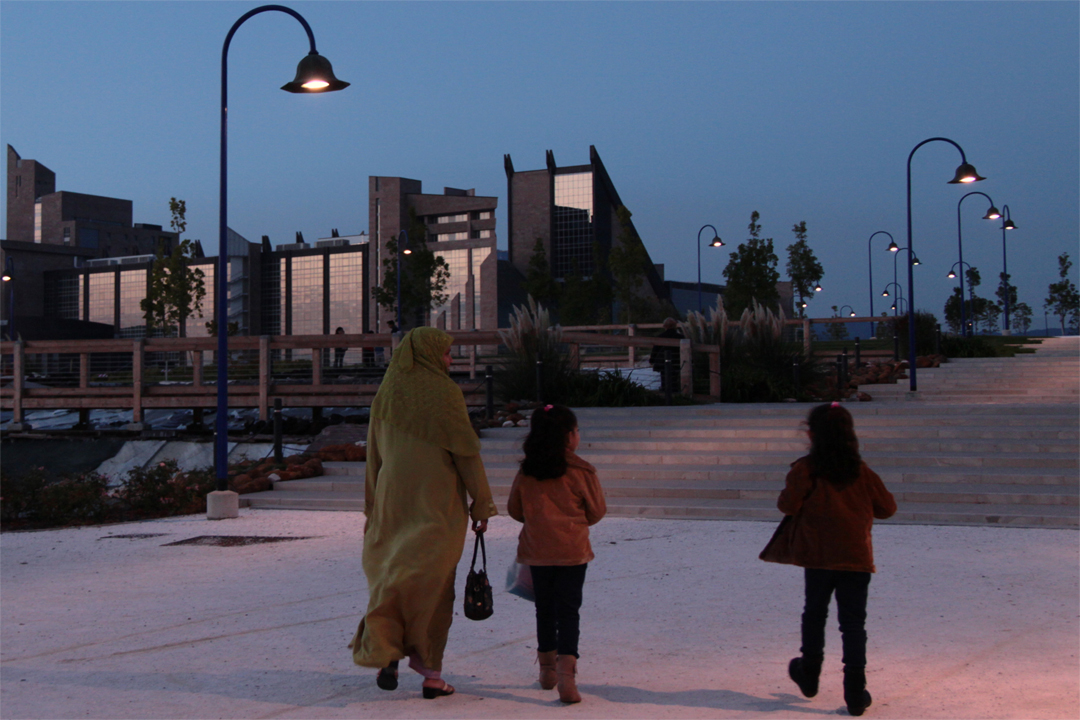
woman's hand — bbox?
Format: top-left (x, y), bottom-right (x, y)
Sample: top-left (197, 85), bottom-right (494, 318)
top-left (472, 519), bottom-right (488, 533)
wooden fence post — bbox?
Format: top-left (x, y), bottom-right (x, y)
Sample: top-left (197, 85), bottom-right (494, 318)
top-left (709, 349), bottom-right (721, 400)
top-left (128, 339), bottom-right (144, 429)
top-left (803, 319), bottom-right (811, 355)
top-left (11, 341), bottom-right (28, 429)
top-left (312, 347), bottom-right (322, 387)
top-left (79, 352), bottom-right (89, 389)
top-left (628, 324), bottom-right (637, 365)
top-left (680, 338), bottom-right (692, 397)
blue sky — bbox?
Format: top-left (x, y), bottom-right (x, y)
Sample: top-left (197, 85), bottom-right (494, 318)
top-left (2, 1), bottom-right (1077, 326)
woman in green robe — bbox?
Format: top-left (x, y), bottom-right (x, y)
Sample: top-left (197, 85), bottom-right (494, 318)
top-left (349, 327), bottom-right (498, 698)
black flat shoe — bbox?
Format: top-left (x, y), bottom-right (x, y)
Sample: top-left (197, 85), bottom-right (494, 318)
top-left (422, 680), bottom-right (455, 699)
top-left (376, 661), bottom-right (399, 691)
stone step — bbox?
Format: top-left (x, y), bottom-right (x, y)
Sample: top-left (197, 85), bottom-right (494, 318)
top-left (479, 438), bottom-right (1078, 455)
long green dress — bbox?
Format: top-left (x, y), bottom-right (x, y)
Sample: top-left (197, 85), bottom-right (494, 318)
top-left (349, 328), bottom-right (497, 672)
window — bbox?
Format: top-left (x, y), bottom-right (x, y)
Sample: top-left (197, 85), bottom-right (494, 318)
top-left (34, 202), bottom-right (42, 243)
top-left (436, 232), bottom-right (468, 242)
top-left (63, 227), bottom-right (71, 244)
top-left (553, 172), bottom-right (594, 277)
top-left (470, 230), bottom-right (492, 240)
top-left (435, 214), bottom-right (468, 224)
top-left (472, 211), bottom-right (492, 220)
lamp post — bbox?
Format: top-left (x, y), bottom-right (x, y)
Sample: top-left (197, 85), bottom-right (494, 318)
top-left (948, 261), bottom-right (975, 335)
top-left (839, 304), bottom-right (857, 318)
top-left (955, 192), bottom-right (999, 337)
top-left (2, 257), bottom-right (13, 341)
top-left (696, 224), bottom-right (724, 313)
top-left (867, 231), bottom-right (896, 337)
top-left (214, 4), bottom-right (348, 500)
top-left (999, 205), bottom-right (1016, 335)
top-left (882, 282), bottom-right (906, 315)
top-left (394, 229), bottom-right (412, 331)
top-left (905, 137), bottom-right (984, 391)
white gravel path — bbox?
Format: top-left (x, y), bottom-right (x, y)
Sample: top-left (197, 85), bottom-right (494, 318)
top-left (1, 510), bottom-right (1077, 719)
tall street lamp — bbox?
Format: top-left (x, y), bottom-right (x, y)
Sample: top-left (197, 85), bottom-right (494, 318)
top-left (839, 304), bottom-right (857, 317)
top-left (999, 205), bottom-right (1016, 335)
top-left (867, 231), bottom-right (896, 337)
top-left (905, 137), bottom-right (985, 391)
top-left (2, 257), bottom-right (13, 341)
top-left (881, 282), bottom-right (906, 315)
top-left (214, 5), bottom-right (348, 509)
top-left (956, 191), bottom-right (999, 337)
top-left (395, 229), bottom-right (412, 331)
top-left (696, 224), bottom-right (724, 313)
top-left (948, 261), bottom-right (975, 335)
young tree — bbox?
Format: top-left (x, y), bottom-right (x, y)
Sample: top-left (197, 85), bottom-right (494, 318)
top-left (966, 267), bottom-right (983, 333)
top-left (608, 206), bottom-right (653, 323)
top-left (523, 238), bottom-right (559, 308)
top-left (372, 209), bottom-right (450, 329)
top-left (785, 221), bottom-right (824, 318)
top-left (141, 198), bottom-right (206, 338)
top-left (1045, 252), bottom-right (1080, 334)
top-left (722, 211), bottom-right (780, 318)
top-left (558, 255), bottom-right (612, 326)
top-left (825, 306), bottom-right (850, 341)
top-left (943, 288), bottom-right (965, 335)
top-left (995, 271), bottom-right (1018, 330)
top-left (1012, 302), bottom-right (1033, 334)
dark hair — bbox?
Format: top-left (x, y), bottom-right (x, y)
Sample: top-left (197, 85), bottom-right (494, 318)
top-left (805, 403), bottom-right (861, 488)
top-left (520, 404), bottom-right (578, 481)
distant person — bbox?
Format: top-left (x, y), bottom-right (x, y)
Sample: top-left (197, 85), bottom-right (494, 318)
top-left (649, 317), bottom-right (684, 393)
top-left (774, 403), bottom-right (896, 717)
top-left (349, 327), bottom-right (497, 699)
top-left (387, 319), bottom-right (399, 334)
top-left (508, 404), bottom-right (606, 704)
top-left (334, 327), bottom-right (347, 369)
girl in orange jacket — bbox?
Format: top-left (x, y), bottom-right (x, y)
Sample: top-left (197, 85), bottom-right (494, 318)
top-left (779, 402), bottom-right (896, 717)
top-left (508, 404), bottom-right (606, 704)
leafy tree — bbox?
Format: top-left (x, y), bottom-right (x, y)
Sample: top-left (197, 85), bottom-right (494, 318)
top-left (608, 206), bottom-right (654, 323)
top-left (372, 208), bottom-right (450, 329)
top-left (785, 221), bottom-right (823, 318)
top-left (558, 256), bottom-right (612, 326)
top-left (825, 306), bottom-right (850, 341)
top-left (722, 211), bottom-right (780, 318)
top-left (943, 288), bottom-right (965, 335)
top-left (966, 267), bottom-right (984, 333)
top-left (1012, 302), bottom-right (1033, 334)
top-left (141, 198), bottom-right (206, 338)
top-left (523, 238), bottom-right (559, 308)
top-left (1045, 252), bottom-right (1080, 334)
top-left (995, 271), bottom-right (1018, 329)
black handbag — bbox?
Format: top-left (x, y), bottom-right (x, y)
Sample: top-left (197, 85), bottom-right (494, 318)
top-left (463, 530), bottom-right (494, 621)
top-left (759, 476), bottom-right (816, 565)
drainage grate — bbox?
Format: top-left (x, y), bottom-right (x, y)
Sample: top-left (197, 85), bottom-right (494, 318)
top-left (163, 535), bottom-right (312, 547)
top-left (99, 533), bottom-right (170, 540)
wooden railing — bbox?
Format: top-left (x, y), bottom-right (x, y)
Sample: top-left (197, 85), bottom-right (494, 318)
top-left (1, 318), bottom-right (879, 429)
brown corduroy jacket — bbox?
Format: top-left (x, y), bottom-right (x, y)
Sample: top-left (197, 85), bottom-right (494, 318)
top-left (508, 452), bottom-right (607, 566)
top-left (777, 457), bottom-right (897, 573)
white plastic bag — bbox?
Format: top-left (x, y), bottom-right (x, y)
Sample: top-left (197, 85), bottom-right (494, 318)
top-left (505, 560), bottom-right (535, 602)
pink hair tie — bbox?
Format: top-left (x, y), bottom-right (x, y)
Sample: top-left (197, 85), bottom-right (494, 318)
top-left (544, 404), bottom-right (554, 411)
top-left (831, 401), bottom-right (840, 408)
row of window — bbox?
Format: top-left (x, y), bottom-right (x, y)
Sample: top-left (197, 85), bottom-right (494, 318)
top-left (430, 210), bottom-right (492, 225)
top-left (434, 229), bottom-right (492, 242)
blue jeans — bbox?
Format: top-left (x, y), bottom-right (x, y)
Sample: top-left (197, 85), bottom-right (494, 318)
top-left (801, 568), bottom-right (871, 669)
top-left (530, 564), bottom-right (588, 658)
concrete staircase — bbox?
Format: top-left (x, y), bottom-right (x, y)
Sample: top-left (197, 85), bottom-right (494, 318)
top-left (241, 337), bottom-right (1079, 528)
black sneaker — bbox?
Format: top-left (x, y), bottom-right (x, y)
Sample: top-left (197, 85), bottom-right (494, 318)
top-left (846, 689), bottom-right (872, 716)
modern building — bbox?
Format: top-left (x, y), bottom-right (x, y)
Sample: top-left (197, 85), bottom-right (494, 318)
top-left (503, 145), bottom-right (666, 314)
top-left (368, 177), bottom-right (498, 333)
top-left (6, 145), bottom-right (176, 257)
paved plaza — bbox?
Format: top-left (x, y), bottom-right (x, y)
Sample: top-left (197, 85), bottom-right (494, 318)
top-left (1, 509), bottom-right (1077, 719)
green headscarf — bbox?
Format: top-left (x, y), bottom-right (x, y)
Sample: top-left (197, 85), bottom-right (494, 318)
top-left (370, 327), bottom-right (481, 456)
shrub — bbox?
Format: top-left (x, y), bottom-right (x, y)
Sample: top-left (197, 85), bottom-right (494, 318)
top-left (893, 311), bottom-right (939, 357)
top-left (116, 460), bottom-right (216, 517)
top-left (940, 335), bottom-right (999, 358)
top-left (0, 466), bottom-right (48, 524)
top-left (562, 369), bottom-right (662, 407)
top-left (35, 473), bottom-right (112, 526)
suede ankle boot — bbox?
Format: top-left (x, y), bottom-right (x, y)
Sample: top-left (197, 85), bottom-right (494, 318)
top-left (843, 666), bottom-right (873, 717)
top-left (556, 655), bottom-right (582, 704)
top-left (537, 650), bottom-right (557, 690)
top-left (788, 656), bottom-right (823, 698)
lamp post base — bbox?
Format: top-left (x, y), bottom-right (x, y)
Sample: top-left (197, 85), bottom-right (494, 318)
top-left (1001, 329), bottom-right (1011, 336)
top-left (206, 490), bottom-right (240, 520)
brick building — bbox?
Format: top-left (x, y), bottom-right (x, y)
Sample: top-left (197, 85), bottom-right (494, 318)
top-left (368, 177), bottom-right (498, 333)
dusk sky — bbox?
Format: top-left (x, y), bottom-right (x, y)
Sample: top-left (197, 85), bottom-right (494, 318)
top-left (2, 1), bottom-right (1077, 326)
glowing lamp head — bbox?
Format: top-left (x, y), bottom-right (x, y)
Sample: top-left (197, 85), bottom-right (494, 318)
top-left (1, 273), bottom-right (10, 283)
top-left (882, 290), bottom-right (890, 298)
top-left (281, 52), bottom-right (350, 93)
top-left (402, 248), bottom-right (412, 255)
top-left (912, 255), bottom-right (921, 266)
top-left (887, 241), bottom-right (899, 252)
top-left (948, 162), bottom-right (985, 184)
top-left (948, 271), bottom-right (957, 279)
top-left (849, 310), bottom-right (856, 317)
top-left (984, 206), bottom-right (1001, 220)
top-left (814, 284), bottom-right (822, 292)
top-left (710, 237), bottom-right (724, 248)
top-left (1003, 219), bottom-right (1016, 230)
